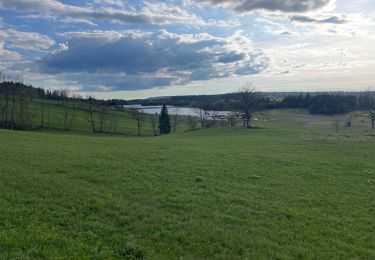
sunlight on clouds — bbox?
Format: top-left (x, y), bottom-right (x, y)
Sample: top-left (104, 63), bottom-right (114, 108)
top-left (0, 0), bottom-right (374, 98)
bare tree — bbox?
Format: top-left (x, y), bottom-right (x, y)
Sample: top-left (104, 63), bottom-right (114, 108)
top-left (364, 88), bottom-right (375, 129)
top-left (227, 111), bottom-right (239, 128)
top-left (210, 111), bottom-right (219, 128)
top-left (88, 96), bottom-right (96, 133)
top-left (47, 104), bottom-right (50, 128)
top-left (186, 115), bottom-right (197, 131)
top-left (1, 81), bottom-right (10, 129)
top-left (98, 100), bottom-right (109, 133)
top-left (17, 87), bottom-right (33, 130)
top-left (0, 75), bottom-right (29, 130)
top-left (150, 112), bottom-right (158, 136)
top-left (61, 90), bottom-right (73, 131)
top-left (108, 108), bottom-right (118, 133)
top-left (40, 91), bottom-right (45, 128)
top-left (199, 105), bottom-right (210, 128)
top-left (238, 82), bottom-right (259, 128)
top-left (130, 108), bottom-right (144, 136)
top-left (171, 108), bottom-right (179, 132)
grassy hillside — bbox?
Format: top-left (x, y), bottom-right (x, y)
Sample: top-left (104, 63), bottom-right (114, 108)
top-left (0, 113), bottom-right (374, 259)
top-left (29, 99), bottom-right (188, 136)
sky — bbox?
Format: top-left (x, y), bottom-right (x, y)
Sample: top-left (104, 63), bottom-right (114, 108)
top-left (0, 0), bottom-right (375, 99)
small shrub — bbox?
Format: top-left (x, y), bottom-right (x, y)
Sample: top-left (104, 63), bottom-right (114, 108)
top-left (195, 176), bottom-right (203, 182)
top-left (118, 243), bottom-right (145, 259)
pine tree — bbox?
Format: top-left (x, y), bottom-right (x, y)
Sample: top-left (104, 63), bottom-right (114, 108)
top-left (159, 104), bottom-right (171, 134)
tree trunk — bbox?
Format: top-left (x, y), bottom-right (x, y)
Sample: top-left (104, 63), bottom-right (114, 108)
top-left (2, 90), bottom-right (9, 129)
top-left (89, 99), bottom-right (96, 133)
top-left (137, 119), bottom-right (141, 136)
top-left (64, 101), bottom-right (69, 131)
top-left (10, 87), bottom-right (16, 130)
top-left (47, 106), bottom-right (50, 128)
top-left (200, 109), bottom-right (205, 128)
top-left (41, 98), bottom-right (44, 128)
top-left (244, 112), bottom-right (251, 128)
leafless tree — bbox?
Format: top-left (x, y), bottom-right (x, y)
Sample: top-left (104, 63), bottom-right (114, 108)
top-left (187, 115), bottom-right (197, 130)
top-left (199, 106), bottom-right (210, 128)
top-left (1, 81), bottom-right (10, 128)
top-left (17, 87), bottom-right (33, 130)
top-left (171, 108), bottom-right (179, 132)
top-left (40, 91), bottom-right (45, 128)
top-left (238, 82), bottom-right (259, 128)
top-left (150, 112), bottom-right (158, 136)
top-left (210, 111), bottom-right (220, 128)
top-left (88, 96), bottom-right (96, 133)
top-left (227, 111), bottom-right (239, 128)
top-left (130, 108), bottom-right (144, 136)
top-left (98, 100), bottom-right (109, 133)
top-left (108, 108), bottom-right (118, 133)
top-left (47, 105), bottom-right (50, 128)
top-left (60, 90), bottom-right (73, 131)
top-left (71, 94), bottom-right (81, 109)
top-left (364, 89), bottom-right (375, 129)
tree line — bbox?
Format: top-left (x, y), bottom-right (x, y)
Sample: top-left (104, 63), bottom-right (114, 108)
top-left (274, 93), bottom-right (367, 115)
top-left (0, 80), bottom-right (124, 132)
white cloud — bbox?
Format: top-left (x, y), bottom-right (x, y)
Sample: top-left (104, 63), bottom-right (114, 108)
top-left (0, 43), bottom-right (21, 60)
top-left (0, 0), bottom-right (208, 26)
top-left (91, 0), bottom-right (125, 8)
top-left (0, 29), bottom-right (55, 51)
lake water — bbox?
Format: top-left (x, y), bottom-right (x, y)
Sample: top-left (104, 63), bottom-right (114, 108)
top-left (124, 105), bottom-right (231, 117)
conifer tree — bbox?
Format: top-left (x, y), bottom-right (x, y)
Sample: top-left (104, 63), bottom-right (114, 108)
top-left (159, 104), bottom-right (171, 134)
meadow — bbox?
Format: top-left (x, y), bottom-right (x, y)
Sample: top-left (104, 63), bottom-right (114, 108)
top-left (0, 104), bottom-right (374, 259)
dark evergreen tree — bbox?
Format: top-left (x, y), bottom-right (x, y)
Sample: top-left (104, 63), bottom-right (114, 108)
top-left (159, 104), bottom-right (171, 134)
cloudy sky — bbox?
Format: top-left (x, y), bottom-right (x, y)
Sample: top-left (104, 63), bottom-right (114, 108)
top-left (0, 0), bottom-right (375, 99)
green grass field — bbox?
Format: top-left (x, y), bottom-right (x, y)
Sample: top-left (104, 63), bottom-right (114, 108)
top-left (0, 106), bottom-right (374, 259)
top-left (28, 99), bottom-right (166, 136)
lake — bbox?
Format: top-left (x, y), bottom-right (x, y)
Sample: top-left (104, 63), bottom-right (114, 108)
top-left (123, 105), bottom-right (232, 117)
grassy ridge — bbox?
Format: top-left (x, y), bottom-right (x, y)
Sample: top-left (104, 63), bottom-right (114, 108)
top-left (29, 99), bottom-right (160, 136)
top-left (0, 116), bottom-right (374, 259)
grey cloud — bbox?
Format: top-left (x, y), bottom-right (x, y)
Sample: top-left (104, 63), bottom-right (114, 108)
top-left (279, 31), bottom-right (293, 36)
top-left (290, 15), bottom-right (347, 24)
top-left (37, 30), bottom-right (269, 91)
top-left (0, 0), bottom-right (204, 25)
top-left (190, 0), bottom-right (331, 13)
top-left (217, 52), bottom-right (246, 63)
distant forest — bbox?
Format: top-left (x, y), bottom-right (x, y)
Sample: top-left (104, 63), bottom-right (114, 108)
top-left (131, 91), bottom-right (375, 115)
